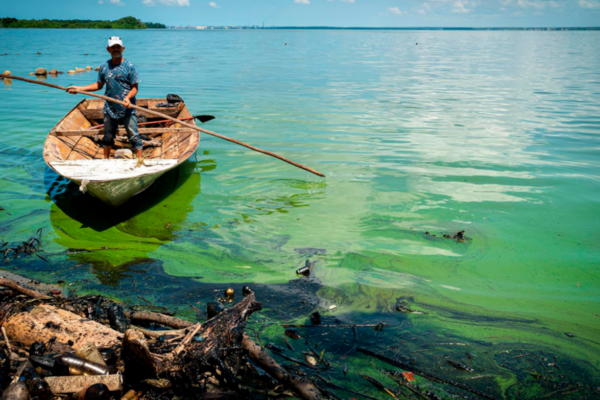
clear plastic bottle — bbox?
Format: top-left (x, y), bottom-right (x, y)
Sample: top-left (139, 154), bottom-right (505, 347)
top-left (1, 377), bottom-right (29, 400)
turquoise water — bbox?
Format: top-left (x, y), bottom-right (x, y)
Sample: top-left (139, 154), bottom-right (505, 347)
top-left (1, 29), bottom-right (600, 397)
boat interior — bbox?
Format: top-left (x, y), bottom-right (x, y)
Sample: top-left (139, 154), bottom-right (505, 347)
top-left (43, 98), bottom-right (199, 165)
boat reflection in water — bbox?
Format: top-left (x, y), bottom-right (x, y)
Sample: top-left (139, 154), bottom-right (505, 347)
top-left (46, 159), bottom-right (201, 285)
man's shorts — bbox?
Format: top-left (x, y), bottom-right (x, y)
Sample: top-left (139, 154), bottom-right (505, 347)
top-left (102, 113), bottom-right (143, 151)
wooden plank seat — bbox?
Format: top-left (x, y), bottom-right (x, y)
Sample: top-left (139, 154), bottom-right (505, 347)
top-left (51, 128), bottom-right (194, 137)
top-left (79, 101), bottom-right (184, 121)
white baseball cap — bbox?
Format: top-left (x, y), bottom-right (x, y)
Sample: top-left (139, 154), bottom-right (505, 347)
top-left (107, 36), bottom-right (123, 47)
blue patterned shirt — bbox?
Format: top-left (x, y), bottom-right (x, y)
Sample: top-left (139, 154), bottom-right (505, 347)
top-left (97, 59), bottom-right (140, 119)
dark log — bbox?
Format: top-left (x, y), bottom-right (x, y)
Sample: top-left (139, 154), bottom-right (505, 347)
top-left (0, 277), bottom-right (46, 299)
top-left (242, 334), bottom-right (322, 400)
top-left (122, 330), bottom-right (159, 377)
top-left (127, 311), bottom-right (194, 329)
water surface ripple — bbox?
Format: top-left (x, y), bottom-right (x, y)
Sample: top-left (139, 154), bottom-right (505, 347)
top-left (1, 29), bottom-right (599, 372)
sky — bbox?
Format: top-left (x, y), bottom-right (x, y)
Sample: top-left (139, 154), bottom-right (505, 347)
top-left (2, 0), bottom-right (600, 28)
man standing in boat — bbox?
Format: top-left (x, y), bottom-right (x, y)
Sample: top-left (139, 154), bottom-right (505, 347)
top-left (67, 36), bottom-right (143, 159)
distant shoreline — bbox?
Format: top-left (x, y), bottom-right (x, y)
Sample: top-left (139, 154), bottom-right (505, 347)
top-left (0, 17), bottom-right (165, 29)
top-left (1, 24), bottom-right (598, 32)
top-left (169, 26), bottom-right (600, 31)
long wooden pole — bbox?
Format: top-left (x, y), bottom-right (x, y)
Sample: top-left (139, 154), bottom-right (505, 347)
top-left (1, 74), bottom-right (326, 178)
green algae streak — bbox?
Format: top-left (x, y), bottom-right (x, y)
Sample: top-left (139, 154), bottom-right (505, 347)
top-left (1, 29), bottom-right (599, 397)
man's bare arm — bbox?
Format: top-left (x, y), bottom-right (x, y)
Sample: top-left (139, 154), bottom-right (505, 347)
top-left (122, 83), bottom-right (138, 109)
top-left (67, 82), bottom-right (104, 94)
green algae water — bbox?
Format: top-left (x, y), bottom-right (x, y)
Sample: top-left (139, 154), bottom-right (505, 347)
top-left (1, 29), bottom-right (600, 398)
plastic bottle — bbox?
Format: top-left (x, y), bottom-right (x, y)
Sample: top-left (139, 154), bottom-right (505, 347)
top-left (76, 343), bottom-right (106, 368)
top-left (73, 383), bottom-right (110, 400)
top-left (1, 377), bottom-right (28, 400)
top-left (21, 368), bottom-right (51, 400)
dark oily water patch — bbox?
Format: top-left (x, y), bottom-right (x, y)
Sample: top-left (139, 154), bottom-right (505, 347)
top-left (2, 209), bottom-right (599, 399)
top-left (2, 242), bottom-right (600, 399)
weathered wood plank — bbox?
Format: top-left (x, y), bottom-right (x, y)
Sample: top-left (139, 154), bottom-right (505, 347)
top-left (53, 128), bottom-right (194, 137)
top-left (54, 108), bottom-right (91, 132)
top-left (74, 137), bottom-right (99, 158)
top-left (44, 136), bottom-right (69, 162)
top-left (80, 107), bottom-right (181, 120)
top-left (57, 135), bottom-right (79, 148)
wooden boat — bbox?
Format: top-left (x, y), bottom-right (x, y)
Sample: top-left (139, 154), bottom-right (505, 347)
top-left (43, 98), bottom-right (200, 207)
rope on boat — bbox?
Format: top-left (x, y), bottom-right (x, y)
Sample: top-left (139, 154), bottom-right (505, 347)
top-left (79, 180), bottom-right (89, 194)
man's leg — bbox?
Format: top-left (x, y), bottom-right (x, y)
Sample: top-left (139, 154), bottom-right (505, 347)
top-left (102, 115), bottom-right (117, 159)
top-left (123, 113), bottom-right (143, 158)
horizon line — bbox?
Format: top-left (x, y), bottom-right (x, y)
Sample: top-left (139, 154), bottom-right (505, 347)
top-left (167, 26), bottom-right (600, 30)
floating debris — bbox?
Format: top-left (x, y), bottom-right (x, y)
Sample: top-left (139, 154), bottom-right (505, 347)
top-left (360, 374), bottom-right (396, 398)
top-left (446, 360), bottom-right (474, 372)
top-left (282, 336), bottom-right (295, 351)
top-left (285, 328), bottom-right (302, 340)
top-left (296, 259), bottom-right (314, 276)
top-left (294, 247), bottom-right (326, 255)
top-left (242, 285), bottom-right (253, 296)
top-left (310, 311), bottom-right (321, 325)
top-left (3, 231), bottom-right (43, 260)
top-left (402, 371), bottom-right (415, 382)
top-left (443, 230), bottom-right (469, 242)
top-left (206, 301), bottom-right (225, 319)
top-left (265, 344), bottom-right (285, 353)
top-left (304, 354), bottom-right (318, 366)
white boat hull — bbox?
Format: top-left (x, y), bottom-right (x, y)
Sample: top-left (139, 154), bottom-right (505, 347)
top-left (50, 159), bottom-right (180, 207)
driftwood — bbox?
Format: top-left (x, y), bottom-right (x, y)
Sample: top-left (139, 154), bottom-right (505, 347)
top-left (0, 277), bottom-right (46, 299)
top-left (128, 310), bottom-right (194, 329)
top-left (131, 325), bottom-right (189, 339)
top-left (0, 275), bottom-right (324, 400)
top-left (4, 304), bottom-right (123, 349)
top-left (242, 334), bottom-right (323, 400)
top-left (45, 374), bottom-right (123, 394)
top-left (122, 330), bottom-right (159, 376)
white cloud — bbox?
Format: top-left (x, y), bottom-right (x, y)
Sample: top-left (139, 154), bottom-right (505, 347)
top-left (294, 0), bottom-right (310, 4)
top-left (143, 0), bottom-right (190, 6)
top-left (389, 7), bottom-right (403, 14)
top-left (452, 0), bottom-right (470, 12)
top-left (517, 0), bottom-right (546, 9)
top-left (100, 0), bottom-right (124, 5)
top-left (578, 0), bottom-right (600, 7)
top-left (209, 1), bottom-right (219, 8)
top-left (341, 0), bottom-right (356, 3)
top-left (416, 2), bottom-right (431, 14)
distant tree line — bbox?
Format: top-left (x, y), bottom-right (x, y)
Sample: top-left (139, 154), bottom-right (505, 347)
top-left (0, 16), bottom-right (166, 29)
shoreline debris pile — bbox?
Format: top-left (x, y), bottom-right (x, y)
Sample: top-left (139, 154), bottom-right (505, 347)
top-left (0, 276), bottom-right (323, 400)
